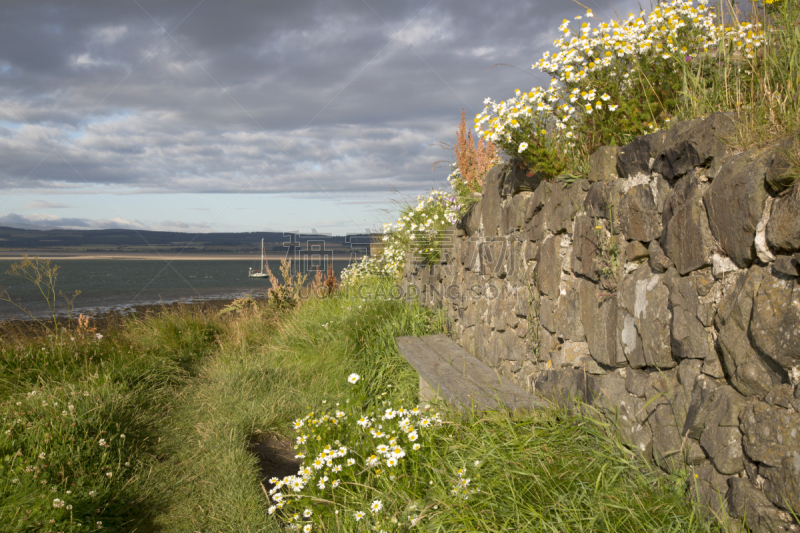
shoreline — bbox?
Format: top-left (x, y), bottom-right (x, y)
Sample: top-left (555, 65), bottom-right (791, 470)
top-left (0, 297), bottom-right (247, 337)
top-left (0, 252), bottom-right (362, 261)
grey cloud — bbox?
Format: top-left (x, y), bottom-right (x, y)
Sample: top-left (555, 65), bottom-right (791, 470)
top-left (24, 200), bottom-right (70, 209)
top-left (0, 0), bottom-right (642, 208)
top-left (0, 212), bottom-right (214, 233)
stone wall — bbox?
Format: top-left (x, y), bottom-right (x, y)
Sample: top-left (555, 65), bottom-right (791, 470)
top-left (400, 113), bottom-right (800, 532)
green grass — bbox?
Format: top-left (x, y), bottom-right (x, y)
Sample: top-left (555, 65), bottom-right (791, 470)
top-left (677, 0), bottom-right (800, 160)
top-left (1, 280), bottom-right (740, 532)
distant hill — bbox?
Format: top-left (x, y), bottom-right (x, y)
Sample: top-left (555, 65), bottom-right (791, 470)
top-left (0, 226), bottom-right (375, 255)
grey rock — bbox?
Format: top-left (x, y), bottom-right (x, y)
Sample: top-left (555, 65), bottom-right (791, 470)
top-left (740, 401), bottom-right (800, 513)
top-left (589, 146), bottom-right (621, 182)
top-left (662, 172), bottom-right (715, 275)
top-left (524, 240), bottom-right (539, 263)
top-left (700, 426), bottom-right (745, 474)
top-left (502, 158), bottom-right (546, 197)
top-left (490, 297), bottom-right (507, 331)
top-left (636, 265), bottom-right (675, 368)
top-left (515, 319), bottom-right (529, 339)
top-left (765, 384), bottom-right (796, 410)
top-left (707, 386), bottom-right (748, 429)
top-left (551, 353), bottom-right (597, 373)
top-left (500, 202), bottom-right (516, 236)
top-left (653, 112), bottom-right (735, 180)
top-left (474, 324), bottom-right (492, 365)
top-left (714, 268), bottom-right (751, 327)
top-left (538, 327), bottom-right (557, 362)
top-left (774, 255), bottom-right (800, 277)
top-left (678, 358), bottom-right (704, 394)
top-left (685, 439), bottom-right (708, 466)
top-left (740, 401), bottom-right (800, 468)
top-left (617, 266), bottom-right (661, 369)
top-left (617, 304), bottom-right (645, 368)
top-left (648, 239), bottom-right (674, 273)
top-left (539, 296), bottom-right (556, 332)
top-left (616, 130), bottom-right (667, 179)
top-left (535, 236), bottom-right (561, 298)
top-left (533, 368), bottom-right (598, 408)
top-left (507, 241), bottom-right (524, 282)
top-left (554, 279), bottom-right (585, 341)
top-left (463, 201), bottom-right (482, 236)
top-left (461, 238), bottom-right (477, 270)
top-left (750, 268), bottom-right (800, 373)
top-left (513, 287), bottom-right (530, 318)
top-left (728, 478), bottom-right (800, 533)
top-left (767, 182), bottom-right (800, 254)
top-left (705, 145), bottom-right (785, 268)
top-left (695, 268), bottom-right (715, 297)
top-left (524, 180), bottom-right (552, 225)
top-left (691, 461), bottom-right (735, 522)
top-left (718, 321), bottom-right (783, 396)
top-left (617, 396), bottom-right (653, 456)
top-left (480, 240), bottom-right (508, 278)
top-left (682, 378), bottom-right (726, 439)
top-left (761, 461), bottom-right (800, 520)
top-left (503, 328), bottom-right (528, 361)
top-left (643, 367), bottom-right (678, 416)
top-left (619, 184), bottom-right (662, 242)
top-left (540, 180), bottom-right (590, 235)
top-left (590, 372), bottom-right (627, 417)
top-left (716, 266), bottom-right (788, 396)
top-left (626, 368), bottom-right (649, 398)
top-left (579, 279), bottom-right (620, 367)
top-left (481, 165), bottom-right (505, 237)
top-left (617, 288), bottom-right (647, 368)
top-left (572, 213), bottom-right (602, 282)
top-left (667, 271), bottom-right (714, 360)
top-left (626, 241), bottom-right (649, 262)
top-left (513, 193), bottom-right (533, 230)
top-left (584, 180), bottom-right (624, 220)
top-left (652, 413), bottom-right (685, 473)
top-left (696, 302), bottom-right (715, 327)
top-left (764, 137), bottom-right (798, 193)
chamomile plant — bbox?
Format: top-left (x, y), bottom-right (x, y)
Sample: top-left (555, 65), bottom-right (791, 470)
top-left (476, 0), bottom-right (767, 176)
top-left (266, 375), bottom-right (480, 531)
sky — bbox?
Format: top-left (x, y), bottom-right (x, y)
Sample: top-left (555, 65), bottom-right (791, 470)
top-left (0, 0), bottom-right (642, 236)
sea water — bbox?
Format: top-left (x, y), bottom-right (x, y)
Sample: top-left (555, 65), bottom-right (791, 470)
top-left (0, 258), bottom-right (354, 320)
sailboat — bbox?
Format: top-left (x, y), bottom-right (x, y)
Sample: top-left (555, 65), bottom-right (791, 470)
top-left (248, 238), bottom-right (269, 278)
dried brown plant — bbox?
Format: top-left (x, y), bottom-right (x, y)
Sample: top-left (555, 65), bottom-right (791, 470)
top-left (265, 258), bottom-right (308, 310)
top-left (310, 262), bottom-right (338, 297)
top-left (76, 313), bottom-right (97, 336)
top-left (454, 109), bottom-right (498, 191)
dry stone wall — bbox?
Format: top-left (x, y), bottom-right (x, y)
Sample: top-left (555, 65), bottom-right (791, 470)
top-left (400, 113), bottom-right (800, 533)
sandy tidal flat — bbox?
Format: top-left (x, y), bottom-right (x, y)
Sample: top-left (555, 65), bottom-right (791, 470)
top-left (0, 252), bottom-right (359, 261)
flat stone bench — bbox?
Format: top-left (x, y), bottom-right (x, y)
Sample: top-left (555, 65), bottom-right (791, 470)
top-left (396, 334), bottom-right (549, 412)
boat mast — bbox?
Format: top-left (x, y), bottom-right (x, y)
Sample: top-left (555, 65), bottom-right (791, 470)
top-left (261, 238), bottom-right (265, 273)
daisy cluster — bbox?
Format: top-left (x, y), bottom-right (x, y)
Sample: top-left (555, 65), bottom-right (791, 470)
top-left (444, 163), bottom-right (471, 225)
top-left (341, 189), bottom-right (452, 286)
top-left (475, 0), bottom-right (766, 161)
top-left (450, 466), bottom-right (480, 500)
top-left (381, 190), bottom-right (451, 273)
top-left (266, 375), bottom-right (452, 530)
top-left (340, 255), bottom-right (393, 287)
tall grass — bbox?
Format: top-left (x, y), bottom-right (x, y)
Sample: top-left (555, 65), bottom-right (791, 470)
top-left (678, 0), bottom-right (800, 152)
